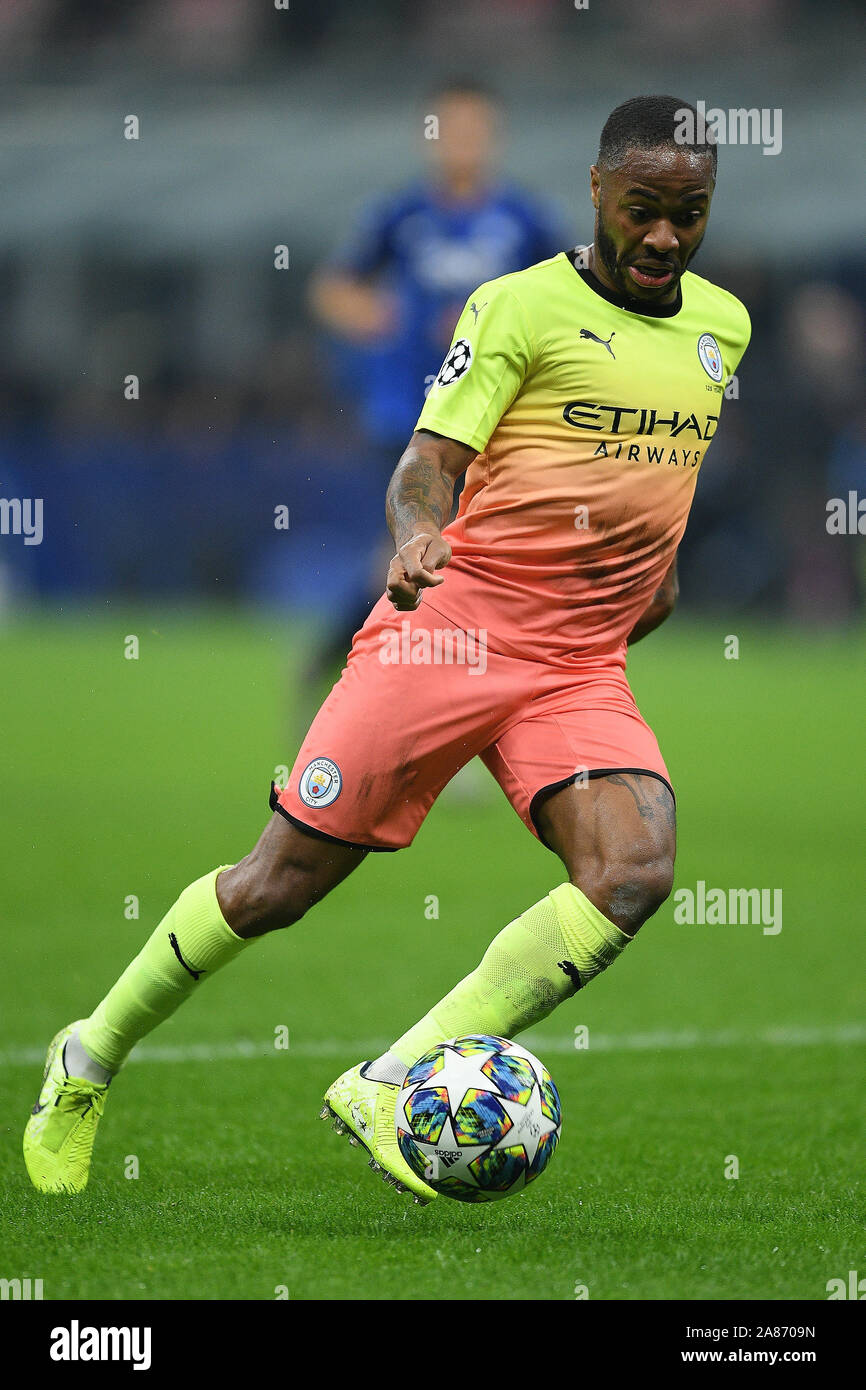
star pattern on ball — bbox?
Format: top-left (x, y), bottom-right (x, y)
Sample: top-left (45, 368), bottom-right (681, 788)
top-left (423, 1045), bottom-right (509, 1117)
top-left (397, 1040), bottom-right (561, 1196)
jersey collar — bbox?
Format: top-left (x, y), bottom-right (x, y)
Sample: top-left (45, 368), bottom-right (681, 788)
top-left (565, 247), bottom-right (683, 318)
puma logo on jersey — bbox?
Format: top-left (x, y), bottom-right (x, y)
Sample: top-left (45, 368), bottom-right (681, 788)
top-left (469, 300), bottom-right (488, 322)
top-left (580, 328), bottom-right (616, 358)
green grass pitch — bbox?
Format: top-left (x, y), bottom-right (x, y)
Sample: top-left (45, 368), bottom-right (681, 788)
top-left (1, 608), bottom-right (863, 1301)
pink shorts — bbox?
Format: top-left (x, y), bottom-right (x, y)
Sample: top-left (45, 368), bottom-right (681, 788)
top-left (273, 595), bottom-right (672, 852)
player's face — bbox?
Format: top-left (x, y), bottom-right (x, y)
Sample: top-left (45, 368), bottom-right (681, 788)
top-left (589, 147), bottom-right (714, 304)
top-left (433, 95), bottom-right (498, 187)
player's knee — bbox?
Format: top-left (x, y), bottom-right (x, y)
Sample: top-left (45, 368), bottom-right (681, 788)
top-left (576, 851), bottom-right (674, 934)
top-left (217, 857), bottom-right (316, 936)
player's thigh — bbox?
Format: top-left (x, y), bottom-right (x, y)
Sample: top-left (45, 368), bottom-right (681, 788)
top-left (536, 772), bottom-right (676, 932)
top-left (275, 595), bottom-right (525, 852)
top-left (217, 811), bottom-right (367, 938)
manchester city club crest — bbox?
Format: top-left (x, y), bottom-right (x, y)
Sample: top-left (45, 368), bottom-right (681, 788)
top-left (298, 757), bottom-right (343, 809)
top-left (697, 332), bottom-right (724, 382)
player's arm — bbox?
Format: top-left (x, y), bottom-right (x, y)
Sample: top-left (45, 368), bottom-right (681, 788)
top-left (386, 280), bottom-right (531, 611)
top-left (385, 430), bottom-right (474, 612)
top-left (627, 553), bottom-right (679, 644)
top-left (308, 270), bottom-right (396, 342)
top-left (308, 198), bottom-right (398, 342)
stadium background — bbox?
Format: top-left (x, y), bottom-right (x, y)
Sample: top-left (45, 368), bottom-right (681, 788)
top-left (1, 0), bottom-right (864, 1302)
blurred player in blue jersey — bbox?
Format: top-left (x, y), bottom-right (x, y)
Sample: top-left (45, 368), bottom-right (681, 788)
top-left (305, 79), bottom-right (566, 685)
top-left (311, 79), bottom-right (565, 451)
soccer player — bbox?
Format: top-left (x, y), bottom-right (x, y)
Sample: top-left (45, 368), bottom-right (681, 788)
top-left (24, 96), bottom-right (750, 1205)
top-left (304, 78), bottom-right (564, 693)
top-left (310, 78), bottom-right (565, 456)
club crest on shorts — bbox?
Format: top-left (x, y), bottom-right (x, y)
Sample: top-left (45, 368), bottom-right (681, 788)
top-left (435, 338), bottom-right (472, 387)
top-left (697, 332), bottom-right (724, 382)
top-left (298, 757), bottom-right (342, 809)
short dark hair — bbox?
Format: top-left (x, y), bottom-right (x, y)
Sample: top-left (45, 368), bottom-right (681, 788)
top-left (598, 95), bottom-right (717, 178)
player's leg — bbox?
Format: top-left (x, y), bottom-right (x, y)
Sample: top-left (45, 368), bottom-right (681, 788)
top-left (357, 656), bottom-right (676, 1093)
top-left (366, 771), bottom-right (674, 1077)
top-left (314, 600), bottom-right (546, 1202)
top-left (23, 813), bottom-right (366, 1194)
top-left (79, 812), bottom-right (368, 1068)
top-left (25, 592), bottom-right (508, 1199)
top-left (534, 771), bottom-right (675, 932)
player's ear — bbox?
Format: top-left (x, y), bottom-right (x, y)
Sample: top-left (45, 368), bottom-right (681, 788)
top-left (589, 164), bottom-right (600, 209)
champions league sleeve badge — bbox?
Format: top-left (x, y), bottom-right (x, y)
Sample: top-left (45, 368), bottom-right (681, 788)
top-left (435, 338), bottom-right (472, 387)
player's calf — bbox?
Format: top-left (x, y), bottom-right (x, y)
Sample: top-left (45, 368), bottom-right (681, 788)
top-left (360, 771), bottom-right (677, 1094)
top-left (23, 815), bottom-right (368, 1193)
top-left (75, 817), bottom-right (364, 1075)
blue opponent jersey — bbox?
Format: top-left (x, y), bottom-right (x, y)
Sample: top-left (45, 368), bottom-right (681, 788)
top-left (326, 180), bottom-right (566, 447)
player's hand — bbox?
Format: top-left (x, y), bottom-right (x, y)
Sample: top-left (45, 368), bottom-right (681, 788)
top-left (387, 531), bottom-right (452, 611)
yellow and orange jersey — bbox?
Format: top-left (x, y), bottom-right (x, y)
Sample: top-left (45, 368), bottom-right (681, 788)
top-left (415, 250), bottom-right (751, 662)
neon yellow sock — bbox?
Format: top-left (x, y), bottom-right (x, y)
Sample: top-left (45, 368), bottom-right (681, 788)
top-left (390, 882), bottom-right (630, 1067)
top-left (78, 867), bottom-right (249, 1073)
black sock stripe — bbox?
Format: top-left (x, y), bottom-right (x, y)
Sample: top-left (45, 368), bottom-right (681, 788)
top-left (168, 931), bottom-right (204, 981)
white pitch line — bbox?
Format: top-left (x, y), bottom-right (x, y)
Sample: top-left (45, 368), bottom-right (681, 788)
top-left (2, 1022), bottom-right (864, 1068)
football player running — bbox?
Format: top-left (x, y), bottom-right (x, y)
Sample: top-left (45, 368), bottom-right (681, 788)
top-left (25, 96), bottom-right (749, 1206)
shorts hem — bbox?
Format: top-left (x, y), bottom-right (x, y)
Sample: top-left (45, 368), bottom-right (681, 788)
top-left (529, 767), bottom-right (676, 850)
top-left (269, 784), bottom-right (400, 853)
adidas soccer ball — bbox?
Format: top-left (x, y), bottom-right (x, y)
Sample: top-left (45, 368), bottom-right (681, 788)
top-left (396, 1034), bottom-right (562, 1202)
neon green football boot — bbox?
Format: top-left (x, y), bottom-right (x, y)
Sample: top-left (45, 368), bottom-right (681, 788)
top-left (23, 1022), bottom-right (110, 1194)
top-left (321, 1062), bottom-right (436, 1205)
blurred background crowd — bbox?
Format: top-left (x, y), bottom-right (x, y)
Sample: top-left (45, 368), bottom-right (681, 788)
top-left (1, 0), bottom-right (864, 631)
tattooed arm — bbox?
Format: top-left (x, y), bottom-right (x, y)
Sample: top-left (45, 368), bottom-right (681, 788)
top-left (385, 429), bottom-right (475, 611)
top-left (627, 553), bottom-right (680, 645)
